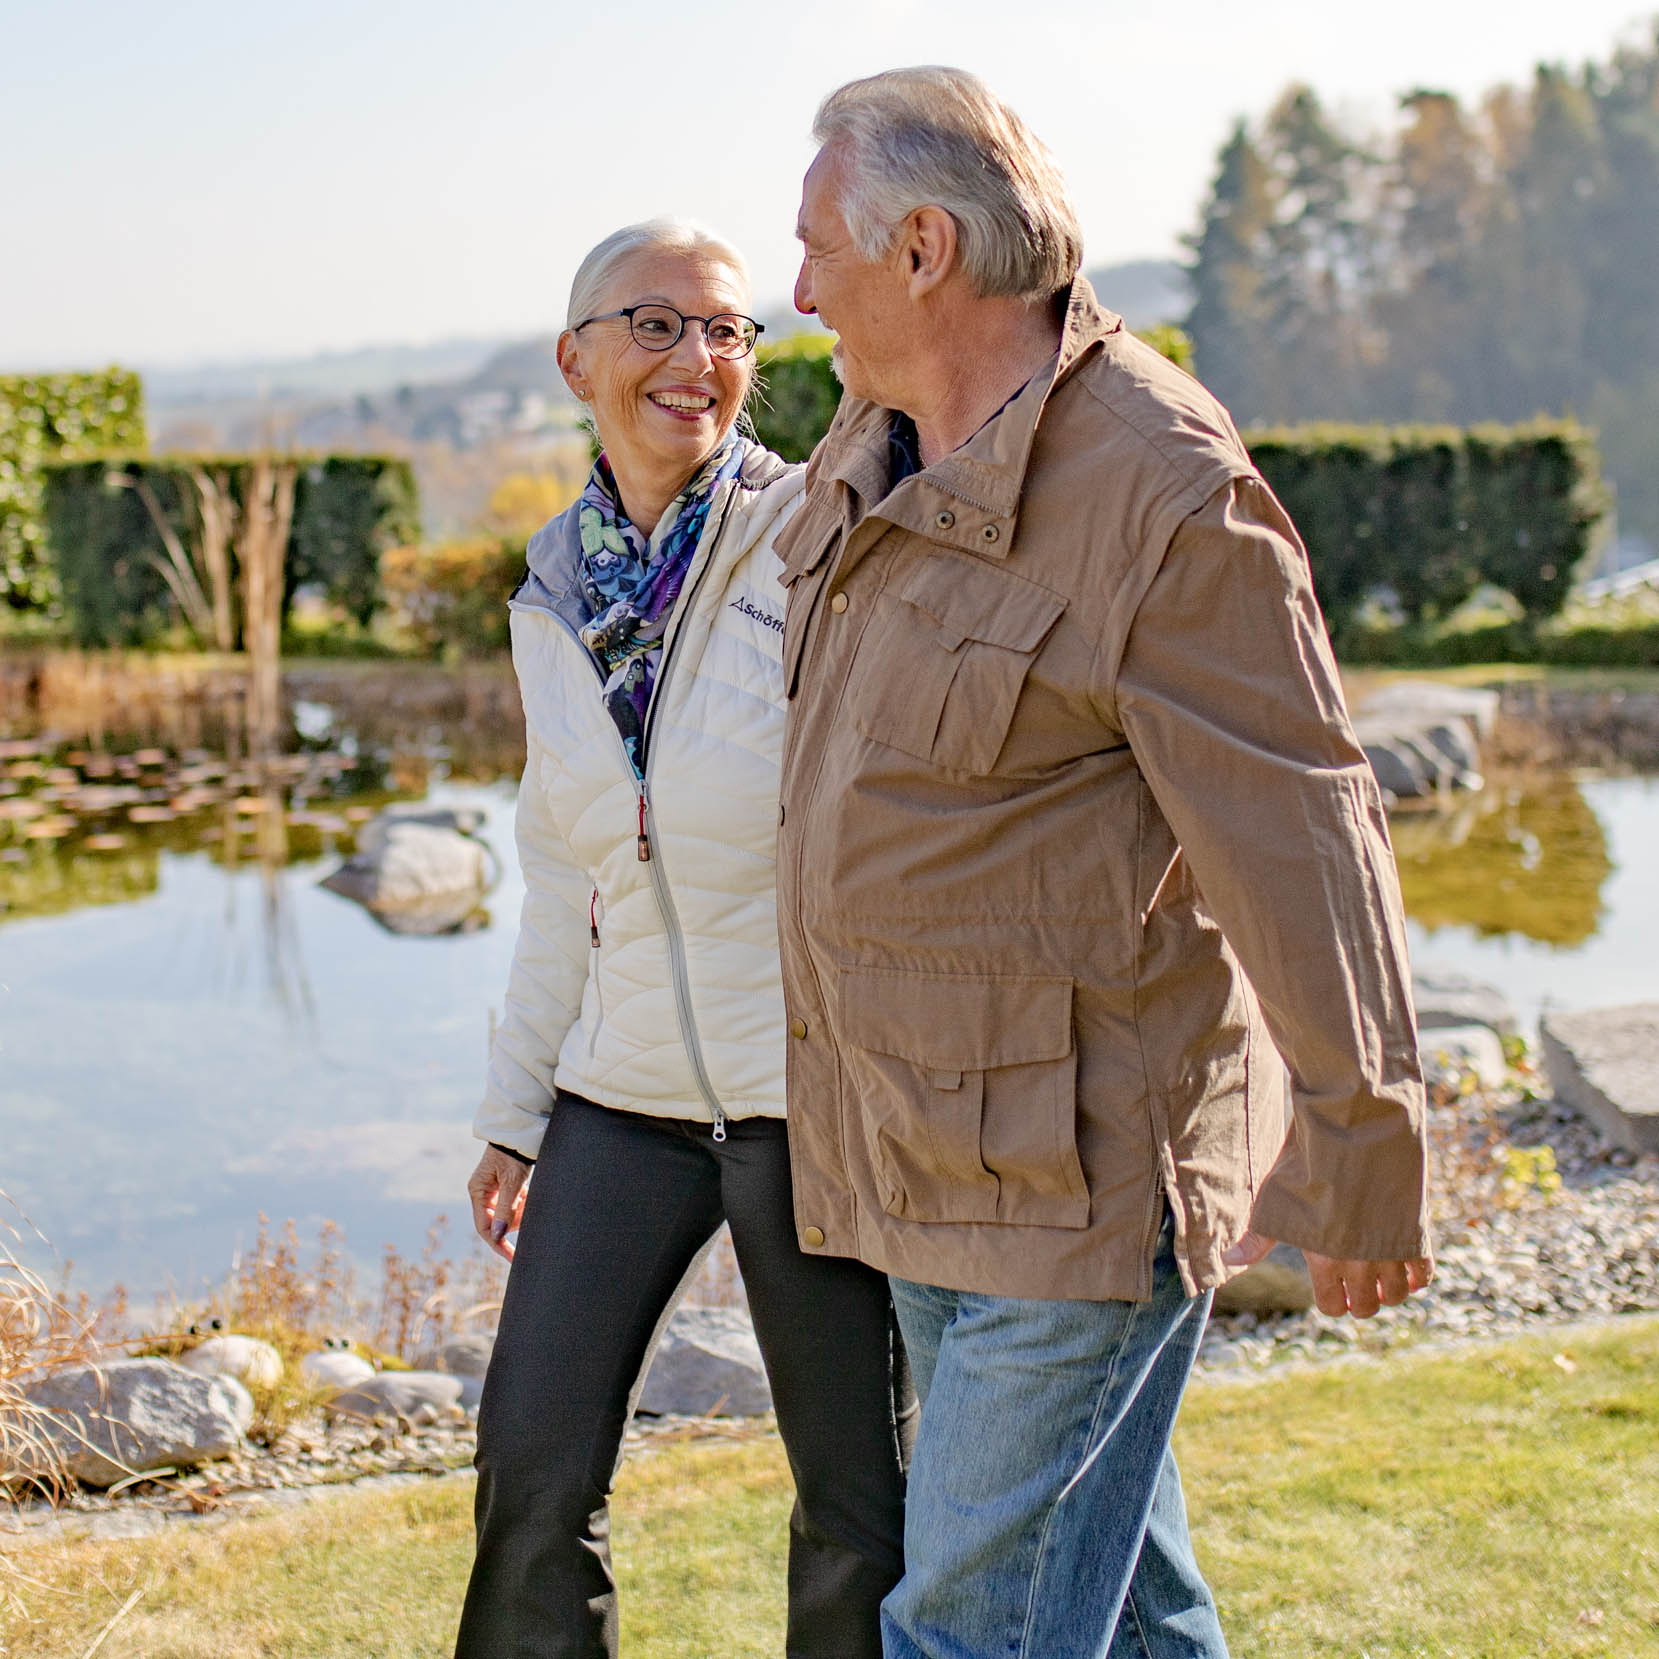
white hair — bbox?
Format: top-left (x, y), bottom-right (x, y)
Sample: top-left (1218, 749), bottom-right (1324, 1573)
top-left (565, 218), bottom-right (751, 331)
top-left (812, 67), bottom-right (1083, 301)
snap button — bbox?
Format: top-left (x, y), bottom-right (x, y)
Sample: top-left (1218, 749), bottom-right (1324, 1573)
top-left (934, 510), bottom-right (955, 530)
top-left (829, 591), bottom-right (849, 614)
top-left (981, 524), bottom-right (1000, 543)
top-left (789, 1017), bottom-right (808, 1040)
top-left (803, 1226), bottom-right (825, 1247)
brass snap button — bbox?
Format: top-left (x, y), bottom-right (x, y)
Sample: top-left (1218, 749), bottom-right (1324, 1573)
top-left (829, 591), bottom-right (849, 614)
top-left (803, 1226), bottom-right (826, 1247)
top-left (789, 1017), bottom-right (808, 1040)
top-left (934, 510), bottom-right (955, 530)
top-left (981, 524), bottom-right (1000, 543)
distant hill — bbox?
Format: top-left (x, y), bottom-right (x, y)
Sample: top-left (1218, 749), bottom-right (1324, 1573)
top-left (1084, 260), bottom-right (1190, 331)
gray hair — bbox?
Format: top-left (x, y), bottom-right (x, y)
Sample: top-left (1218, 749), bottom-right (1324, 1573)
top-left (812, 67), bottom-right (1083, 301)
top-left (565, 218), bottom-right (751, 331)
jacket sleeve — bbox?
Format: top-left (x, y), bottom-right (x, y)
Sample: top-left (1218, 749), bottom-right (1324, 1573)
top-left (1114, 474), bottom-right (1431, 1263)
top-left (473, 735), bottom-right (593, 1160)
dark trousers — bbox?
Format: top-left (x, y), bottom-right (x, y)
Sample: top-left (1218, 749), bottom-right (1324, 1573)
top-left (454, 1094), bottom-right (910, 1659)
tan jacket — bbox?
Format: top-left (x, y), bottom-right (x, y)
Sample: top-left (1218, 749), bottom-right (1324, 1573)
top-left (774, 277), bottom-right (1430, 1301)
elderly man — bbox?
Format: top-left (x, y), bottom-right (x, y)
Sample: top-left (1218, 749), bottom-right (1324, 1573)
top-left (773, 67), bottom-right (1434, 1659)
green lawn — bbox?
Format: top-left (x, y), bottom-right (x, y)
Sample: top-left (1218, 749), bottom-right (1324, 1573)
top-left (5, 1319), bottom-right (1657, 1658)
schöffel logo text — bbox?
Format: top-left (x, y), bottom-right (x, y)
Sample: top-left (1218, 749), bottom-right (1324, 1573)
top-left (729, 593), bottom-right (784, 635)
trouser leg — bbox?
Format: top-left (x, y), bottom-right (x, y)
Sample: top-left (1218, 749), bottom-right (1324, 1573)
top-left (454, 1097), bottom-right (723, 1659)
top-left (883, 1215), bottom-right (1228, 1659)
top-left (717, 1117), bottom-right (909, 1659)
top-left (1108, 1447), bottom-right (1226, 1659)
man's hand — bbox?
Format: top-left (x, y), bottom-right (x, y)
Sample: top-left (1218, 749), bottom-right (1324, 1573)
top-left (468, 1146), bottom-right (531, 1262)
top-left (1222, 1229), bottom-right (1433, 1319)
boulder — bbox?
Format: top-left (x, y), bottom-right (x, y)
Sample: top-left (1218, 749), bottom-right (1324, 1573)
top-left (1418, 1023), bottom-right (1508, 1091)
top-left (441, 1335), bottom-right (493, 1379)
top-left (14, 1359), bottom-right (249, 1489)
top-left (1354, 725), bottom-right (1434, 798)
top-left (320, 806), bottom-right (495, 934)
top-left (637, 1306), bottom-right (772, 1418)
top-left (178, 1334), bottom-right (283, 1390)
top-left (1540, 1004), bottom-right (1659, 1154)
top-left (323, 1370), bottom-right (465, 1424)
top-left (1356, 680), bottom-right (1499, 740)
top-left (1212, 1244), bottom-right (1316, 1317)
top-left (1412, 970), bottom-right (1518, 1037)
top-left (299, 1349), bottom-right (377, 1392)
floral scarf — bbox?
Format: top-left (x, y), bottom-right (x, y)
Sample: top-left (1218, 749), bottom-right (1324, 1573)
top-left (575, 435), bottom-right (749, 777)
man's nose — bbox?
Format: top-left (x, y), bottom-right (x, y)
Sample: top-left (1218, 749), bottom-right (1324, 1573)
top-left (793, 262), bottom-right (815, 316)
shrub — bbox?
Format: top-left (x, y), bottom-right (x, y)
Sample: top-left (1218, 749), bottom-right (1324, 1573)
top-left (751, 334), bottom-right (840, 463)
top-left (380, 537), bottom-right (525, 658)
top-left (0, 370), bottom-right (146, 611)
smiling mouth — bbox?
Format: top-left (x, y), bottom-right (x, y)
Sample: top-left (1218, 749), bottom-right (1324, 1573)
top-left (648, 391), bottom-right (716, 414)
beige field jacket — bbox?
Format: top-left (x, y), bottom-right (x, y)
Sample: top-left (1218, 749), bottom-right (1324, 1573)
top-left (773, 277), bottom-right (1431, 1301)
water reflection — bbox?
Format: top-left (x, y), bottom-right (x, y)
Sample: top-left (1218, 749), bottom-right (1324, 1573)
top-left (1390, 779), bottom-right (1614, 948)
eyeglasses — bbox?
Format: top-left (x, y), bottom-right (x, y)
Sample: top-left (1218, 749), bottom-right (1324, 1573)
top-left (574, 303), bottom-right (764, 360)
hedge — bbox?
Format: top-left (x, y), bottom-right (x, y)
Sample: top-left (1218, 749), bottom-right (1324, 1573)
top-left (1248, 421), bottom-right (1610, 632)
top-left (744, 337), bottom-right (1609, 638)
top-left (0, 370), bottom-right (147, 610)
top-left (42, 454), bottom-right (420, 647)
top-left (380, 537), bottom-right (524, 659)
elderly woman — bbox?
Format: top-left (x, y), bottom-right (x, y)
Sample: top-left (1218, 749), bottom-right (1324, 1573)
top-left (454, 220), bottom-right (907, 1659)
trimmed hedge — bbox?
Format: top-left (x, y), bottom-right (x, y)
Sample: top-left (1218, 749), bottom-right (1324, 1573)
top-left (42, 454), bottom-right (420, 647)
top-left (1249, 421), bottom-right (1610, 632)
top-left (744, 337), bottom-right (1609, 641)
top-left (0, 370), bottom-right (146, 610)
top-left (380, 537), bottom-right (523, 658)
top-left (751, 334), bottom-right (840, 464)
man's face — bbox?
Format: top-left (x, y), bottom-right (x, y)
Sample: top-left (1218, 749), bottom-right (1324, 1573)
top-left (794, 146), bottom-right (911, 406)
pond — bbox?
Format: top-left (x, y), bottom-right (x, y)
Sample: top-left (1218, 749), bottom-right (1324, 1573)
top-left (2, 669), bottom-right (1657, 1303)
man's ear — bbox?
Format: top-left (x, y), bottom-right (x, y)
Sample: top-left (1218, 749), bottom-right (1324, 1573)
top-left (556, 330), bottom-right (589, 401)
top-left (901, 206), bottom-right (958, 300)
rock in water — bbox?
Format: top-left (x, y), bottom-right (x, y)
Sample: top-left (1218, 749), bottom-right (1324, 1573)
top-left (1357, 680), bottom-right (1499, 740)
top-left (1540, 1004), bottom-right (1659, 1154)
top-left (441, 1335), bottom-right (494, 1379)
top-left (637, 1306), bottom-right (772, 1417)
top-left (324, 1371), bottom-right (465, 1423)
top-left (178, 1334), bottom-right (283, 1390)
top-left (15, 1359), bottom-right (249, 1488)
top-left (1212, 1244), bottom-right (1316, 1317)
top-left (320, 806), bottom-right (495, 935)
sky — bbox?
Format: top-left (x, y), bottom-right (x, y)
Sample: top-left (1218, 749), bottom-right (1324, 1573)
top-left (3, 0), bottom-right (1656, 369)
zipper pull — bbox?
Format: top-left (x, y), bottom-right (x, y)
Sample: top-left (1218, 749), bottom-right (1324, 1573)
top-left (590, 888), bottom-right (600, 949)
top-left (636, 790), bottom-right (651, 862)
top-left (712, 1108), bottom-right (727, 1143)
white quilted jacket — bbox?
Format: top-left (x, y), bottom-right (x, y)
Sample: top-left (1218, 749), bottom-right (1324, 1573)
top-left (475, 448), bottom-right (805, 1159)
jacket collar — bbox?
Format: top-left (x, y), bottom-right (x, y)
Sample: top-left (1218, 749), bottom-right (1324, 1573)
top-left (819, 276), bottom-right (1123, 560)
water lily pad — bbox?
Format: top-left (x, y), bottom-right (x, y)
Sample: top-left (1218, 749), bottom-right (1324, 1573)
top-left (128, 805), bottom-right (177, 824)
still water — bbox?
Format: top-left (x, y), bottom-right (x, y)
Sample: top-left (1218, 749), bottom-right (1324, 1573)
top-left (2, 733), bottom-right (1657, 1301)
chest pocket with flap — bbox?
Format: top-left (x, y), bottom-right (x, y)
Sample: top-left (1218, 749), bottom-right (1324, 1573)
top-left (851, 553), bottom-right (1066, 775)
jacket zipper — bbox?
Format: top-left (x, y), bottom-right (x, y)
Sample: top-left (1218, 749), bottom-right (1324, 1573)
top-left (513, 486), bottom-right (738, 1139)
top-left (587, 886), bottom-right (604, 1057)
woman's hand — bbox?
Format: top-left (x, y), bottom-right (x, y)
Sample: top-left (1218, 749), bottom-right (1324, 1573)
top-left (468, 1146), bottom-right (532, 1262)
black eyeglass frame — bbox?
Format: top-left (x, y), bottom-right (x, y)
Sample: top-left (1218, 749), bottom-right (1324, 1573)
top-left (573, 304), bottom-right (764, 359)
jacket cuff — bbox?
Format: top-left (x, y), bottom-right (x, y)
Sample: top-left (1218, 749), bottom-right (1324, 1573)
top-left (488, 1141), bottom-right (535, 1167)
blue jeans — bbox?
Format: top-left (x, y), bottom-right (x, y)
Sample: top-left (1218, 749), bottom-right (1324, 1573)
top-left (883, 1216), bottom-right (1228, 1659)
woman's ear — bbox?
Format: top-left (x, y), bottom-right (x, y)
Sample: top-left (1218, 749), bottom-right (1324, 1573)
top-left (902, 206), bottom-right (958, 300)
top-left (556, 330), bottom-right (590, 401)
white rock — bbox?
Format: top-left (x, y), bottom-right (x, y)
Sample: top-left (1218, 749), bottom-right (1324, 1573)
top-left (324, 819), bottom-right (488, 906)
top-left (1419, 1023), bottom-right (1508, 1090)
top-left (1357, 680), bottom-right (1499, 740)
top-left (324, 1371), bottom-right (464, 1423)
top-left (637, 1306), bottom-right (772, 1418)
top-left (1413, 970), bottom-right (1519, 1037)
top-left (299, 1349), bottom-right (377, 1392)
top-left (12, 1359), bottom-right (248, 1489)
top-left (440, 1335), bottom-right (493, 1379)
top-left (178, 1334), bottom-right (283, 1390)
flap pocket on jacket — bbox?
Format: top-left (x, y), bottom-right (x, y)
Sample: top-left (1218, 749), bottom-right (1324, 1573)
top-left (837, 969), bottom-right (1088, 1230)
top-left (851, 558), bottom-right (1066, 774)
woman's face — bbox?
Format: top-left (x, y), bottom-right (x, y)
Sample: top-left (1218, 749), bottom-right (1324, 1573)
top-left (558, 248), bottom-right (753, 500)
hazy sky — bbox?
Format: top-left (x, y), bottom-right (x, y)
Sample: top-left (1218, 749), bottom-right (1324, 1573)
top-left (4, 0), bottom-right (1655, 368)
